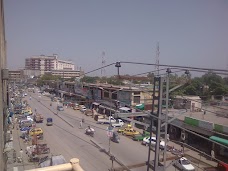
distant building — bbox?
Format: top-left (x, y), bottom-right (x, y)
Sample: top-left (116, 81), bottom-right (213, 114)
top-left (9, 70), bottom-right (23, 82)
top-left (46, 70), bottom-right (83, 79)
top-left (25, 54), bottom-right (75, 75)
top-left (174, 95), bottom-right (202, 112)
top-left (23, 69), bottom-right (41, 78)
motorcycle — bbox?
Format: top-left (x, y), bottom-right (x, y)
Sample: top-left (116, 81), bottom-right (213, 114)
top-left (85, 127), bottom-right (95, 137)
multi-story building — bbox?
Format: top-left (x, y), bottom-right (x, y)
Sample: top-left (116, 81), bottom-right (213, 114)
top-left (9, 70), bottom-right (23, 82)
top-left (46, 70), bottom-right (83, 79)
top-left (25, 54), bottom-right (74, 75)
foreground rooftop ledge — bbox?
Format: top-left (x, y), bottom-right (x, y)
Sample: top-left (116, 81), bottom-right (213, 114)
top-left (25, 158), bottom-right (84, 171)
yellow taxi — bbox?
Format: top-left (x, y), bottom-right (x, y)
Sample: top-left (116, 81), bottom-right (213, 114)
top-left (117, 124), bottom-right (132, 133)
top-left (27, 109), bottom-right (33, 115)
top-left (29, 128), bottom-right (43, 136)
top-left (122, 128), bottom-right (140, 136)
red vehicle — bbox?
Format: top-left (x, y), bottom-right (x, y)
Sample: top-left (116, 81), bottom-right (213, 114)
top-left (204, 162), bottom-right (228, 171)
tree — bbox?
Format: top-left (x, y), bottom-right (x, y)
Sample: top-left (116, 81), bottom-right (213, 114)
top-left (80, 76), bottom-right (99, 83)
top-left (202, 72), bottom-right (223, 85)
top-left (106, 76), bottom-right (124, 85)
top-left (147, 72), bottom-right (154, 84)
top-left (36, 73), bottom-right (61, 86)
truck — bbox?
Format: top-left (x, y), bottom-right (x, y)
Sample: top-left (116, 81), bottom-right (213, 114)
top-left (34, 113), bottom-right (44, 123)
top-left (111, 119), bottom-right (124, 127)
top-left (97, 116), bottom-right (117, 124)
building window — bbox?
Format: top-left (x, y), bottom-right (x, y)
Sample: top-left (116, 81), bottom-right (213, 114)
top-left (104, 91), bottom-right (109, 98)
top-left (134, 92), bottom-right (140, 95)
top-left (112, 93), bottom-right (117, 100)
top-left (133, 96), bottom-right (140, 103)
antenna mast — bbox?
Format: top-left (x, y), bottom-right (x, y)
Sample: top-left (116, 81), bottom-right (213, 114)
top-left (101, 51), bottom-right (106, 77)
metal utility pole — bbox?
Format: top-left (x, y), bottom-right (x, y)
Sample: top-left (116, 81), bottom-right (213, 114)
top-left (115, 62), bottom-right (121, 79)
top-left (101, 51), bottom-right (106, 77)
top-left (147, 75), bottom-right (170, 171)
top-left (147, 78), bottom-right (157, 171)
top-left (163, 69), bottom-right (171, 168)
top-left (155, 42), bottom-right (160, 76)
top-left (0, 0), bottom-right (7, 170)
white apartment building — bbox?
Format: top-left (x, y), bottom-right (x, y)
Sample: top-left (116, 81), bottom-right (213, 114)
top-left (25, 54), bottom-right (75, 75)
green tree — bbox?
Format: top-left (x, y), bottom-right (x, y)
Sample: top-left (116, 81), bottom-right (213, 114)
top-left (106, 76), bottom-right (124, 85)
top-left (80, 76), bottom-right (99, 83)
top-left (37, 73), bottom-right (61, 86)
top-left (147, 72), bottom-right (154, 84)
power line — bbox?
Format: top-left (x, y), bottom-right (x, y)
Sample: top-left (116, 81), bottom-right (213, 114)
top-left (120, 61), bottom-right (228, 73)
top-left (83, 62), bottom-right (115, 76)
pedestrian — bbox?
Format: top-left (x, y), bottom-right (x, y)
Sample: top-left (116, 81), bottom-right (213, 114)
top-left (211, 149), bottom-right (215, 161)
top-left (167, 133), bottom-right (170, 142)
top-left (19, 149), bottom-right (23, 161)
top-left (13, 150), bottom-right (16, 163)
top-left (79, 120), bottom-right (83, 129)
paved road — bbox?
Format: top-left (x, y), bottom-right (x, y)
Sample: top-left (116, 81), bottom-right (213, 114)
top-left (28, 92), bottom-right (156, 171)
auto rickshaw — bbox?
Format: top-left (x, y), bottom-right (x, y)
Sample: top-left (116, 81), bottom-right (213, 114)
top-left (111, 132), bottom-right (120, 143)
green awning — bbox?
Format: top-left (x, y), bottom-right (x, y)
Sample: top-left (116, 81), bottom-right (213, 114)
top-left (136, 104), bottom-right (144, 110)
top-left (209, 136), bottom-right (228, 146)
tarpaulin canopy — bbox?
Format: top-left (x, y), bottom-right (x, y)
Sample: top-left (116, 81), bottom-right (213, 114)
top-left (136, 104), bottom-right (144, 110)
top-left (209, 136), bottom-right (228, 146)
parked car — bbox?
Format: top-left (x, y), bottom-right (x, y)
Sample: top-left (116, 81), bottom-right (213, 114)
top-left (29, 128), bottom-right (43, 136)
top-left (19, 120), bottom-right (32, 128)
top-left (20, 127), bottom-right (31, 132)
top-left (117, 124), bottom-right (132, 133)
top-left (142, 136), bottom-right (165, 150)
top-left (26, 116), bottom-right (33, 122)
top-left (122, 128), bottom-right (140, 136)
top-left (173, 157), bottom-right (195, 171)
top-left (85, 109), bottom-right (93, 116)
top-left (57, 105), bottom-right (64, 111)
top-left (132, 131), bottom-right (150, 141)
top-left (111, 119), bottom-right (124, 127)
top-left (73, 103), bottom-right (79, 110)
top-left (79, 105), bottom-right (87, 113)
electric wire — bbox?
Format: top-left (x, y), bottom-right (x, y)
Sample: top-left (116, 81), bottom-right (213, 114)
top-left (83, 63), bottom-right (115, 75)
top-left (120, 61), bottom-right (228, 73)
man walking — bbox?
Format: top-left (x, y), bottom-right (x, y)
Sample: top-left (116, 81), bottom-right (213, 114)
top-left (79, 120), bottom-right (83, 129)
top-left (19, 149), bottom-right (23, 162)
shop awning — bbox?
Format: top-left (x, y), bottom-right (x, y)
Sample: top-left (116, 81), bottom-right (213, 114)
top-left (209, 136), bottom-right (228, 146)
top-left (92, 102), bottom-right (100, 106)
top-left (136, 104), bottom-right (144, 110)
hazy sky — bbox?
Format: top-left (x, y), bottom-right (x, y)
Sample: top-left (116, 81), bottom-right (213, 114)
top-left (4, 0), bottom-right (228, 76)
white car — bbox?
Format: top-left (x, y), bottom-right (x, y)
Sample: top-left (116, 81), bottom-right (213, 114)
top-left (111, 119), bottom-right (124, 127)
top-left (26, 116), bottom-right (33, 122)
top-left (174, 157), bottom-right (195, 171)
top-left (80, 105), bottom-right (87, 112)
top-left (24, 93), bottom-right (27, 96)
top-left (142, 137), bottom-right (165, 149)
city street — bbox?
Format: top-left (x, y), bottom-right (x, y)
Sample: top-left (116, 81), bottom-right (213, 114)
top-left (28, 92), bottom-right (154, 171)
top-left (23, 91), bottom-right (216, 171)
